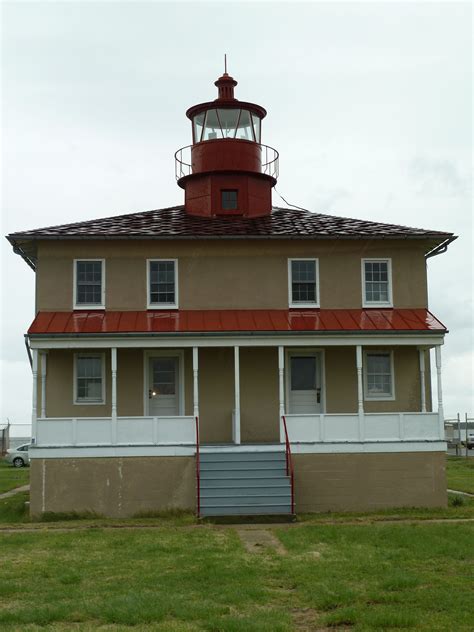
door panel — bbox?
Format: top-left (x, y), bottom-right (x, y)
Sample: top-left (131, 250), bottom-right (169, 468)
top-left (288, 354), bottom-right (321, 414)
top-left (148, 356), bottom-right (179, 416)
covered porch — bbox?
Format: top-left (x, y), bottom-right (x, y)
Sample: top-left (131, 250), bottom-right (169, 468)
top-left (30, 337), bottom-right (446, 451)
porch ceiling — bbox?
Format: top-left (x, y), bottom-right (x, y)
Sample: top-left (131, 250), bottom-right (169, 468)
top-left (28, 308), bottom-right (447, 336)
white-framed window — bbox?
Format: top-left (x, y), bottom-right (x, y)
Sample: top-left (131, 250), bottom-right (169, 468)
top-left (361, 258), bottom-right (393, 307)
top-left (363, 350), bottom-right (395, 401)
top-left (73, 353), bottom-right (106, 405)
top-left (147, 259), bottom-right (179, 309)
top-left (73, 259), bottom-right (105, 309)
top-left (288, 258), bottom-right (320, 308)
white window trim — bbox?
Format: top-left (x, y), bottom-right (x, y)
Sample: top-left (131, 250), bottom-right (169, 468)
top-left (73, 259), bottom-right (106, 310)
top-left (143, 350), bottom-right (185, 416)
top-left (361, 258), bottom-right (393, 308)
top-left (288, 258), bottom-right (320, 308)
top-left (363, 349), bottom-right (396, 401)
top-left (73, 352), bottom-right (106, 405)
top-left (147, 259), bottom-right (179, 310)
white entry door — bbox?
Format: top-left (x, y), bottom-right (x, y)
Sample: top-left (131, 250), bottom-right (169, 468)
top-left (148, 356), bottom-right (180, 416)
top-left (288, 353), bottom-right (322, 414)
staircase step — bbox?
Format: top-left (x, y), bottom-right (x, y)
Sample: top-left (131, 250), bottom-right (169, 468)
top-left (200, 477), bottom-right (290, 488)
top-left (201, 485), bottom-right (290, 497)
top-left (200, 504), bottom-right (292, 516)
top-left (201, 494), bottom-right (290, 506)
top-left (200, 461), bottom-right (286, 471)
top-left (200, 468), bottom-right (286, 479)
top-left (200, 452), bottom-right (285, 463)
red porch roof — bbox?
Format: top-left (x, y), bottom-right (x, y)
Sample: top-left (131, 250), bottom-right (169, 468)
top-left (27, 309), bottom-right (447, 335)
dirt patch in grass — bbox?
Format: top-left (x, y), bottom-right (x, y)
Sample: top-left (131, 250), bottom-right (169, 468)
top-left (237, 528), bottom-right (287, 555)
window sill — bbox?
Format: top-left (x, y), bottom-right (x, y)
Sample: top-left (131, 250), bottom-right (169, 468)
top-left (147, 305), bottom-right (179, 310)
top-left (362, 302), bottom-right (393, 309)
top-left (73, 305), bottom-right (106, 311)
top-left (74, 400), bottom-right (106, 406)
top-left (364, 395), bottom-right (396, 402)
top-left (289, 303), bottom-right (320, 309)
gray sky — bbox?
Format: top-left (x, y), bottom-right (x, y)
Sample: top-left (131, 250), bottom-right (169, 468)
top-left (1, 1), bottom-right (472, 435)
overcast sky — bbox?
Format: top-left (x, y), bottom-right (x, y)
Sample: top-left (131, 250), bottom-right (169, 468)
top-left (1, 1), bottom-right (472, 435)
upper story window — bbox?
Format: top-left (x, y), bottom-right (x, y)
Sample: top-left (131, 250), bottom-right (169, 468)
top-left (363, 351), bottom-right (395, 400)
top-left (362, 259), bottom-right (393, 307)
top-left (147, 259), bottom-right (178, 309)
top-left (221, 190), bottom-right (238, 210)
top-left (74, 353), bottom-right (105, 404)
top-left (74, 259), bottom-right (105, 309)
top-left (288, 258), bottom-right (320, 308)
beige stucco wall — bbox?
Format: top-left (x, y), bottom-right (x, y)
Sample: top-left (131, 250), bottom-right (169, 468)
top-left (36, 238), bottom-right (429, 311)
top-left (39, 345), bottom-right (432, 440)
top-left (30, 457), bottom-right (195, 518)
top-left (293, 452), bottom-right (447, 512)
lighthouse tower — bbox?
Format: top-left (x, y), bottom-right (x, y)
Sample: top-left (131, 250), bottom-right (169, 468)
top-left (175, 71), bottom-right (279, 218)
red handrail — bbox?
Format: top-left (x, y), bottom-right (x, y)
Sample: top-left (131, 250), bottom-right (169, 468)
top-left (195, 415), bottom-right (200, 518)
top-left (281, 415), bottom-right (295, 514)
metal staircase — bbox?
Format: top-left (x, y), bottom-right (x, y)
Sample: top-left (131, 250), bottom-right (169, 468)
top-left (198, 450), bottom-right (293, 516)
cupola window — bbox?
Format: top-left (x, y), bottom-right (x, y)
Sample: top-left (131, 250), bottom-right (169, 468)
top-left (193, 108), bottom-right (261, 143)
top-left (221, 190), bottom-right (238, 210)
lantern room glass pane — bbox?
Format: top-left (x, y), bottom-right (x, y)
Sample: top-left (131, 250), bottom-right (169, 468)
top-left (202, 109), bottom-right (222, 141)
top-left (235, 109), bottom-right (254, 141)
top-left (217, 109), bottom-right (240, 138)
top-left (252, 114), bottom-right (261, 143)
top-left (193, 112), bottom-right (205, 143)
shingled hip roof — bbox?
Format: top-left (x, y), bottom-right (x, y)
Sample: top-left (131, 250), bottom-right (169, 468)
top-left (8, 205), bottom-right (454, 240)
top-left (7, 205), bottom-right (456, 271)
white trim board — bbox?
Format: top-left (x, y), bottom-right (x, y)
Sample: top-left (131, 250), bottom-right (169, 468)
top-left (29, 441), bottom-right (447, 459)
top-left (29, 334), bottom-right (446, 350)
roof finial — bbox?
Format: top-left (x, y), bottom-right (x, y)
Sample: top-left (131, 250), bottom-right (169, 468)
top-left (224, 53), bottom-right (227, 75)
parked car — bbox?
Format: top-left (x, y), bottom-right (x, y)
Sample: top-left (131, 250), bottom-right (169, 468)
top-left (4, 444), bottom-right (30, 467)
top-left (461, 433), bottom-right (474, 449)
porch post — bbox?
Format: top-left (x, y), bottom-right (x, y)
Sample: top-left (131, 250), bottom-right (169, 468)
top-left (111, 347), bottom-right (117, 444)
top-left (40, 352), bottom-right (47, 419)
top-left (234, 346), bottom-right (241, 444)
top-left (356, 345), bottom-right (365, 440)
top-left (31, 348), bottom-right (38, 444)
top-left (192, 346), bottom-right (199, 419)
top-left (278, 345), bottom-right (285, 443)
top-left (418, 348), bottom-right (427, 413)
top-left (435, 345), bottom-right (444, 439)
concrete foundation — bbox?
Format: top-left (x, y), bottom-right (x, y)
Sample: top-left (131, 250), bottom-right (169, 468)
top-left (30, 456), bottom-right (195, 518)
top-left (293, 452), bottom-right (447, 512)
top-left (29, 451), bottom-right (447, 518)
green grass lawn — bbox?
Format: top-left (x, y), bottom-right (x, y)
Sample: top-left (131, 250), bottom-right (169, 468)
top-left (446, 456), bottom-right (474, 494)
top-left (0, 460), bottom-right (29, 494)
top-left (0, 521), bottom-right (472, 631)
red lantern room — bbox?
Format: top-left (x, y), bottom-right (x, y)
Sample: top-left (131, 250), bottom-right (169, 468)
top-left (175, 70), bottom-right (279, 218)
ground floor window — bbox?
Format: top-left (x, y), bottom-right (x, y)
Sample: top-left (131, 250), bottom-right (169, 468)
top-left (363, 350), bottom-right (395, 400)
top-left (74, 353), bottom-right (105, 404)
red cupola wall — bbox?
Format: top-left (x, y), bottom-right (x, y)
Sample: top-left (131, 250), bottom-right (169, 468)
top-left (175, 72), bottom-right (279, 218)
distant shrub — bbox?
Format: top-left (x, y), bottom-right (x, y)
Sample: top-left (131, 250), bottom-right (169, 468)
top-left (449, 495), bottom-right (465, 507)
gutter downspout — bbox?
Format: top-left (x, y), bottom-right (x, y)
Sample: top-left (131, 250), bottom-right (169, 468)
top-left (24, 334), bottom-right (32, 369)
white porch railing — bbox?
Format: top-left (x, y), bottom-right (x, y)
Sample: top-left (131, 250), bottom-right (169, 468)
top-left (36, 416), bottom-right (195, 447)
top-left (284, 412), bottom-right (442, 443)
